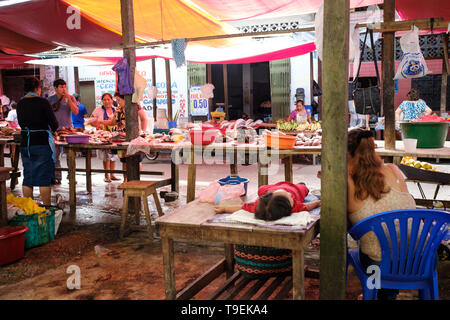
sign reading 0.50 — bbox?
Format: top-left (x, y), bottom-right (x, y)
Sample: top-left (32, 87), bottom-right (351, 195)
top-left (189, 86), bottom-right (209, 117)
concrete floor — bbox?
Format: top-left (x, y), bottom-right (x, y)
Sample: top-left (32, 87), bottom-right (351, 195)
top-left (1, 150), bottom-right (449, 300)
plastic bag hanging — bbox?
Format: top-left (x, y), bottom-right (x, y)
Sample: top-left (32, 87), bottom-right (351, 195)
top-left (132, 71), bottom-right (148, 103)
top-left (148, 86), bottom-right (158, 100)
top-left (112, 57), bottom-right (134, 95)
top-left (171, 38), bottom-right (186, 68)
top-left (394, 26), bottom-right (429, 79)
top-left (314, 1), bottom-right (324, 61)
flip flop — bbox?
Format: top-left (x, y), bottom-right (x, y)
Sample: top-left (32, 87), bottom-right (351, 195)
top-left (110, 176), bottom-right (121, 181)
top-left (104, 178), bottom-right (112, 183)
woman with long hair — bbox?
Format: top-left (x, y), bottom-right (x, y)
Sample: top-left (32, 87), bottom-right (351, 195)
top-left (347, 128), bottom-right (416, 300)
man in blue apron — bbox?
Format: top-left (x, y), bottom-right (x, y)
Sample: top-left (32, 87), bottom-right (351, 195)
top-left (16, 77), bottom-right (58, 206)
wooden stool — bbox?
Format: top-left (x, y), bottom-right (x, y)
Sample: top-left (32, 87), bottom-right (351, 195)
top-left (118, 180), bottom-right (163, 239)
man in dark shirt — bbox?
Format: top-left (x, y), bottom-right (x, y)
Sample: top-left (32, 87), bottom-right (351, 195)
top-left (17, 77), bottom-right (58, 206)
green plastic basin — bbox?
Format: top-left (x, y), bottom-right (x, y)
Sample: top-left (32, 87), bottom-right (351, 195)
top-left (400, 122), bottom-right (449, 148)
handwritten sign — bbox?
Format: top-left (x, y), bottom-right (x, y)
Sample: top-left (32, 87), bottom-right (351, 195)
top-left (189, 86), bottom-right (209, 117)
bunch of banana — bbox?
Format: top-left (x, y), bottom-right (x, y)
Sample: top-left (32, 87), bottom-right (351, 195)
top-left (401, 157), bottom-right (437, 171)
top-left (276, 120), bottom-right (299, 131)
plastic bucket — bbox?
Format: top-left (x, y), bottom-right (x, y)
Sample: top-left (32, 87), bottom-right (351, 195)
top-left (168, 121), bottom-right (177, 129)
top-left (403, 138), bottom-right (417, 153)
top-left (218, 176), bottom-right (249, 196)
top-left (400, 122), bottom-right (449, 148)
top-left (0, 226), bottom-right (29, 265)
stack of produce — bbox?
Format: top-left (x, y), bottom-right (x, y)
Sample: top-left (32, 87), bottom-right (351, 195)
top-left (410, 115), bottom-right (450, 122)
top-left (6, 194), bottom-right (45, 215)
top-left (276, 120), bottom-right (321, 132)
top-left (401, 157), bottom-right (438, 171)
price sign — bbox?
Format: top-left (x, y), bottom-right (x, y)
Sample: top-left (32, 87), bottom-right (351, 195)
top-left (189, 86), bottom-right (209, 117)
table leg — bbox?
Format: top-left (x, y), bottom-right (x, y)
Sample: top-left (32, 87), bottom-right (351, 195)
top-left (86, 148), bottom-right (92, 193)
top-left (284, 155), bottom-right (293, 183)
top-left (162, 236), bottom-right (176, 300)
top-left (0, 180), bottom-right (8, 227)
top-left (10, 145), bottom-right (20, 190)
top-left (224, 244), bottom-right (235, 278)
top-left (258, 153), bottom-right (269, 187)
top-left (230, 149), bottom-right (238, 175)
top-left (291, 248), bottom-right (305, 300)
top-left (187, 150), bottom-right (196, 203)
top-left (0, 144), bottom-right (4, 167)
top-left (170, 160), bottom-right (179, 193)
top-left (68, 148), bottom-right (76, 216)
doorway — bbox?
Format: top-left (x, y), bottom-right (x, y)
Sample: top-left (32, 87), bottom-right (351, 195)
top-left (79, 81), bottom-right (96, 115)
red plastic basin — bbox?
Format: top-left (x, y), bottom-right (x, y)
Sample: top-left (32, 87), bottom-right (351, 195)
top-left (0, 225), bottom-right (29, 265)
top-left (189, 129), bottom-right (219, 145)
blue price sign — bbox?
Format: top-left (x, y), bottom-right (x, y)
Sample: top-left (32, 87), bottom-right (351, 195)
top-left (189, 86), bottom-right (209, 116)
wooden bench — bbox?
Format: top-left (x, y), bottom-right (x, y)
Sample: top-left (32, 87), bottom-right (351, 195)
top-left (118, 180), bottom-right (163, 239)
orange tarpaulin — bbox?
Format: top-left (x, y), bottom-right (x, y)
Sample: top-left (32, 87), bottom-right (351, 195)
top-left (64, 0), bottom-right (236, 43)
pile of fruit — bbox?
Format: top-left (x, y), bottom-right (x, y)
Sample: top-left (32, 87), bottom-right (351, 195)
top-left (401, 157), bottom-right (437, 171)
top-left (276, 120), bottom-right (321, 132)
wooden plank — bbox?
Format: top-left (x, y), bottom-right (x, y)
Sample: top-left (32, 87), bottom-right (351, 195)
top-left (382, 0), bottom-right (396, 150)
top-left (176, 258), bottom-right (226, 300)
top-left (256, 276), bottom-right (286, 300)
top-left (441, 33), bottom-right (449, 115)
top-left (240, 278), bottom-right (269, 300)
top-left (162, 237), bottom-right (176, 300)
top-left (55, 168), bottom-right (164, 175)
top-left (165, 59), bottom-right (173, 121)
top-left (319, 0), bottom-right (349, 300)
top-left (273, 277), bottom-right (293, 300)
top-left (208, 271), bottom-right (242, 300)
top-left (219, 276), bottom-right (251, 300)
top-left (310, 52), bottom-right (314, 107)
top-left (115, 18), bottom-right (449, 50)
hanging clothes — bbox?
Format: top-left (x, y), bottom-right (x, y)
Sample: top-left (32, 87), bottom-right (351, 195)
top-left (171, 38), bottom-right (186, 68)
top-left (112, 57), bottom-right (134, 95)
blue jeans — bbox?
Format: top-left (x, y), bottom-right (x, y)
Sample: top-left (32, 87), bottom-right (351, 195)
top-left (359, 250), bottom-right (399, 300)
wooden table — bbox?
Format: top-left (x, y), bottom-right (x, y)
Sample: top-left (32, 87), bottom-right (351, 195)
top-left (60, 142), bottom-right (179, 215)
top-left (374, 140), bottom-right (450, 163)
top-left (156, 199), bottom-right (320, 300)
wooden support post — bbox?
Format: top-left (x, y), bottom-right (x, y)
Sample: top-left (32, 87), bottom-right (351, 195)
top-left (120, 0), bottom-right (140, 185)
top-left (318, 58), bottom-right (323, 120)
top-left (162, 236), bottom-right (176, 300)
top-left (74, 67), bottom-right (80, 94)
top-left (310, 52), bottom-right (314, 107)
top-left (441, 33), bottom-right (449, 115)
top-left (187, 147), bottom-right (196, 203)
top-left (223, 64), bottom-right (229, 119)
top-left (165, 59), bottom-right (173, 121)
top-left (319, 0), bottom-right (349, 300)
top-left (207, 64), bottom-right (213, 114)
top-left (382, 0), bottom-right (396, 149)
top-left (152, 58), bottom-right (157, 120)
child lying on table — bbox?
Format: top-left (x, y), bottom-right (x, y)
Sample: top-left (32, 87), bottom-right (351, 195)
top-left (214, 182), bottom-right (321, 221)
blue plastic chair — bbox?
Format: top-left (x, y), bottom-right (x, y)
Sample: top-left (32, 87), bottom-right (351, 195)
top-left (347, 209), bottom-right (450, 300)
